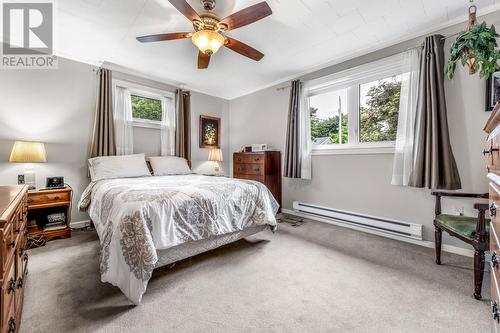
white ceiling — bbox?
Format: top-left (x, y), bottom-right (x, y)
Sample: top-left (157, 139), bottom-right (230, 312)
top-left (55, 0), bottom-right (500, 99)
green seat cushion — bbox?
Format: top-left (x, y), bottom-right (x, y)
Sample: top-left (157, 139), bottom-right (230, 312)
top-left (435, 214), bottom-right (490, 240)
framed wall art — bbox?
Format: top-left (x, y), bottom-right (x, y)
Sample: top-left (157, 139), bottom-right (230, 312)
top-left (199, 115), bottom-right (221, 148)
top-left (486, 70), bottom-right (500, 111)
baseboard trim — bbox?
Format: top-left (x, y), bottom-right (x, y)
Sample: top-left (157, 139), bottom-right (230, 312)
top-left (70, 220), bottom-right (91, 229)
top-left (281, 209), bottom-right (474, 258)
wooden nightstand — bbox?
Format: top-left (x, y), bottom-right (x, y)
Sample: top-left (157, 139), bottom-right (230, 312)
top-left (27, 187), bottom-right (72, 248)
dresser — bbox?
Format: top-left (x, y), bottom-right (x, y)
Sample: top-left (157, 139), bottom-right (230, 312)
top-left (0, 186), bottom-right (29, 333)
top-left (484, 103), bottom-right (500, 331)
top-left (233, 151), bottom-right (281, 208)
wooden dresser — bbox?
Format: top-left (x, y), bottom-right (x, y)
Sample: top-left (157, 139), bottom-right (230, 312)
top-left (0, 186), bottom-right (28, 333)
top-left (233, 151), bottom-right (281, 208)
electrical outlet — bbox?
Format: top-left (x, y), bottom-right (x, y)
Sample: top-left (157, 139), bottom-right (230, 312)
top-left (455, 206), bottom-right (465, 216)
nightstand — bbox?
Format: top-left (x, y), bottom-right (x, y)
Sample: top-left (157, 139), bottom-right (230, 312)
top-left (27, 187), bottom-right (72, 248)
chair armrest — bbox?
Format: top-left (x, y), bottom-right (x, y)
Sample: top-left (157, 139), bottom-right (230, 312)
top-left (431, 191), bottom-right (488, 199)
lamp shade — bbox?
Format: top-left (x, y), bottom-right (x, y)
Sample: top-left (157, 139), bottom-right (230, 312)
top-left (208, 148), bottom-right (223, 162)
top-left (9, 141), bottom-right (47, 163)
top-left (192, 30), bottom-right (225, 55)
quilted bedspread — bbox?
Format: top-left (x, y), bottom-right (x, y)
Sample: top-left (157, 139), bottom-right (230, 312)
top-left (79, 174), bottom-right (279, 304)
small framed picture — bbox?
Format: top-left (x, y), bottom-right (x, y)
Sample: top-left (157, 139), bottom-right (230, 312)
top-left (486, 71), bottom-right (500, 111)
top-left (199, 115), bottom-right (220, 148)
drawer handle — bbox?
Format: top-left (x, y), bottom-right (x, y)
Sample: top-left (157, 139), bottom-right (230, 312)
top-left (492, 301), bottom-right (500, 323)
top-left (27, 198), bottom-right (33, 204)
top-left (7, 318), bottom-right (15, 333)
top-left (491, 203), bottom-right (497, 217)
top-left (493, 252), bottom-right (500, 269)
top-left (17, 277), bottom-right (23, 289)
top-left (8, 278), bottom-right (16, 294)
top-left (483, 147), bottom-right (499, 155)
top-left (53, 196), bottom-right (60, 200)
top-left (8, 240), bottom-right (15, 248)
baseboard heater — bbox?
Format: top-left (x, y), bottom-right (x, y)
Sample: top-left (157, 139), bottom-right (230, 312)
top-left (292, 201), bottom-right (423, 240)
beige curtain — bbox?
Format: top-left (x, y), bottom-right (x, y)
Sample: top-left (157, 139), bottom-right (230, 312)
top-left (175, 89), bottom-right (191, 160)
top-left (409, 35), bottom-right (461, 190)
top-left (90, 68), bottom-right (116, 157)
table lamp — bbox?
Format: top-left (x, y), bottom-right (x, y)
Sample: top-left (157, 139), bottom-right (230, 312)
top-left (208, 148), bottom-right (223, 176)
top-left (9, 141), bottom-right (47, 189)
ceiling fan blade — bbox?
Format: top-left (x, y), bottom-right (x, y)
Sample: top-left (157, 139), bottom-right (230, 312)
top-left (198, 51), bottom-right (211, 69)
top-left (136, 32), bottom-right (192, 43)
top-left (168, 0), bottom-right (201, 22)
top-left (220, 2), bottom-right (272, 31)
top-left (224, 37), bottom-right (264, 61)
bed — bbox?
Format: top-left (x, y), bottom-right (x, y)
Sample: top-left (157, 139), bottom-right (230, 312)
top-left (79, 173), bottom-right (279, 304)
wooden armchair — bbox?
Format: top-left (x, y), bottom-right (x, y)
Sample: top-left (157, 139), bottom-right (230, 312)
top-left (432, 191), bottom-right (489, 300)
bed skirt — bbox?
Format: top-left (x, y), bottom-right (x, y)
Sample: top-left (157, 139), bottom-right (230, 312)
top-left (155, 225), bottom-right (270, 268)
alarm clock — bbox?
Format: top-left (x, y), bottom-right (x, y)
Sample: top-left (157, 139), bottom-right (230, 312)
top-left (46, 177), bottom-right (65, 189)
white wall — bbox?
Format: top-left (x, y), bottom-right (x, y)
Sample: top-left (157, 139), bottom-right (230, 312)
top-left (191, 92), bottom-right (230, 176)
top-left (0, 57), bottom-right (96, 223)
top-left (0, 58), bottom-right (230, 223)
top-left (228, 12), bottom-right (499, 248)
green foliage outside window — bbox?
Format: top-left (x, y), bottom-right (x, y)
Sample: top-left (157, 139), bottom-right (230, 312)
top-left (310, 108), bottom-right (348, 144)
top-left (359, 80), bottom-right (401, 142)
top-left (131, 95), bottom-right (162, 121)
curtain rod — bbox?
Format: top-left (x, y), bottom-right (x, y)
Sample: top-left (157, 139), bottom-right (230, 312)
top-left (275, 31), bottom-right (462, 92)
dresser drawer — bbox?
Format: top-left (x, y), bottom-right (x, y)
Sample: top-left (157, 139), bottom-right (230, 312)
top-left (492, 254), bottom-right (500, 332)
top-left (0, 223), bottom-right (15, 272)
top-left (2, 299), bottom-right (15, 333)
top-left (487, 134), bottom-right (500, 172)
top-left (234, 163), bottom-right (264, 176)
top-left (27, 191), bottom-right (70, 207)
top-left (491, 222), bottom-right (500, 281)
top-left (1, 259), bottom-right (15, 329)
top-left (234, 173), bottom-right (265, 184)
top-left (234, 154), bottom-right (264, 164)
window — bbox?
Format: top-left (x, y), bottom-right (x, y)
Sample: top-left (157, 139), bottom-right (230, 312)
top-left (359, 76), bottom-right (402, 143)
top-left (113, 79), bottom-right (175, 129)
top-left (131, 94), bottom-right (162, 123)
top-left (310, 88), bottom-right (348, 145)
top-left (306, 55), bottom-right (404, 154)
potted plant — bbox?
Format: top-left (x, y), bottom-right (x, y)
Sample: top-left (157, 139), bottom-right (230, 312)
top-left (447, 5), bottom-right (500, 79)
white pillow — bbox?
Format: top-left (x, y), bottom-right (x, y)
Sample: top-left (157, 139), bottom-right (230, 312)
top-left (149, 156), bottom-right (191, 176)
top-left (88, 154), bottom-right (151, 181)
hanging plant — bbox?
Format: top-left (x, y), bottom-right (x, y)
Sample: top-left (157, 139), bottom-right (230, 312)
top-left (447, 5), bottom-right (500, 80)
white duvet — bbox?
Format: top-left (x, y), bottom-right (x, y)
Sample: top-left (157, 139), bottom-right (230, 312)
top-left (79, 174), bottom-right (279, 304)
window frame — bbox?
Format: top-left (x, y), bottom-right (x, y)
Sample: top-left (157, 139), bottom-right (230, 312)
top-left (112, 79), bottom-right (175, 129)
top-left (306, 54), bottom-right (403, 155)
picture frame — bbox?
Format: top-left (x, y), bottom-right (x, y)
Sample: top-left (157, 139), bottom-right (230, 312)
top-left (486, 70), bottom-right (500, 111)
top-left (199, 115), bottom-right (221, 148)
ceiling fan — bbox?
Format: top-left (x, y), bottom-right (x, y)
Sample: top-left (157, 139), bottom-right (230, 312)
top-left (136, 0), bottom-right (272, 69)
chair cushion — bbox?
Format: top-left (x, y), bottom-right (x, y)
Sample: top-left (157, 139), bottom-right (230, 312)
top-left (435, 214), bottom-right (490, 240)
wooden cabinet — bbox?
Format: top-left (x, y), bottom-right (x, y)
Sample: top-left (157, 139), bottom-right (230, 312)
top-left (0, 185), bottom-right (28, 333)
top-left (27, 188), bottom-right (72, 246)
top-left (233, 151), bottom-right (281, 208)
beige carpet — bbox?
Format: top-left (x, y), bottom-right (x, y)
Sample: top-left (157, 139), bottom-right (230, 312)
top-left (21, 220), bottom-right (489, 333)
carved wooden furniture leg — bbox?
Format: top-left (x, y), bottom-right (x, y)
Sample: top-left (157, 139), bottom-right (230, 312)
top-left (435, 226), bottom-right (442, 265)
top-left (474, 249), bottom-right (485, 300)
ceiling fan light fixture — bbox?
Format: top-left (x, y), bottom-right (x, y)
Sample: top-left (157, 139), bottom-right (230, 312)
top-left (192, 30), bottom-right (225, 55)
